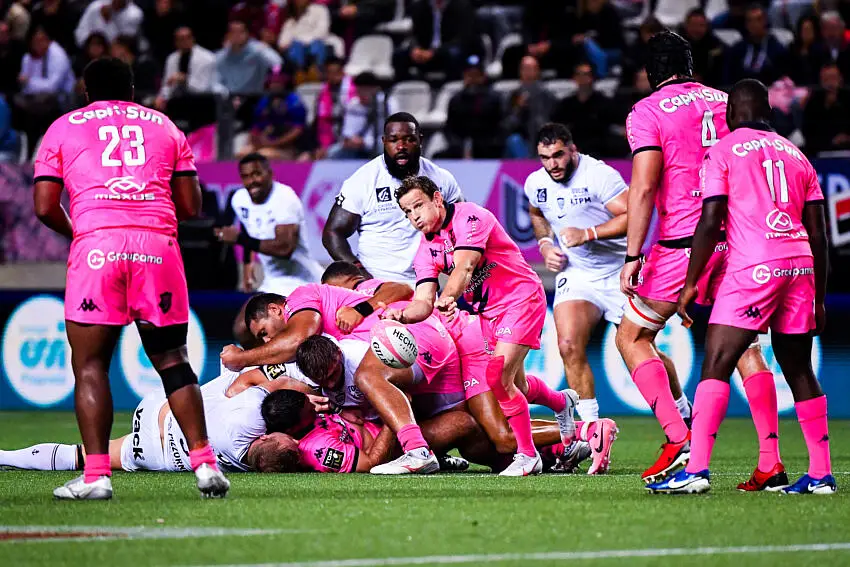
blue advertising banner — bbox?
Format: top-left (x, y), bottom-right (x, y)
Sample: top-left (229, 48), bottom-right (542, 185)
top-left (1, 290), bottom-right (848, 417)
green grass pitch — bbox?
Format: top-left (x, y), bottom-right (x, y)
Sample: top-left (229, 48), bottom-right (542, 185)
top-left (0, 411), bottom-right (848, 567)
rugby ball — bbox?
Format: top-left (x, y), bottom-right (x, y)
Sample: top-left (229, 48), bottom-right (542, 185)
top-left (370, 320), bottom-right (418, 369)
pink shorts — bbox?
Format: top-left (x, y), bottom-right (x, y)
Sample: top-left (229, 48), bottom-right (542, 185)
top-left (483, 287), bottom-right (547, 349)
top-left (408, 315), bottom-right (464, 396)
top-left (709, 257), bottom-right (815, 335)
top-left (441, 311), bottom-right (492, 400)
top-left (363, 421), bottom-right (382, 442)
top-left (65, 230), bottom-right (189, 327)
top-left (636, 241), bottom-right (728, 306)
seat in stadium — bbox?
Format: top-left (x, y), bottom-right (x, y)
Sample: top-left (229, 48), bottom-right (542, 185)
top-left (389, 81), bottom-right (432, 117)
top-left (594, 78), bottom-right (619, 98)
top-left (375, 0), bottom-right (413, 35)
top-left (325, 34), bottom-right (346, 58)
top-left (296, 82), bottom-right (324, 124)
top-left (654, 0), bottom-right (700, 27)
top-left (345, 35), bottom-right (394, 80)
top-left (715, 29), bottom-right (743, 48)
top-left (486, 33), bottom-right (522, 79)
top-left (545, 79), bottom-right (578, 100)
top-left (771, 28), bottom-right (795, 48)
top-left (424, 130), bottom-right (449, 158)
top-left (421, 80), bottom-right (464, 129)
top-left (704, 0), bottom-right (729, 21)
top-left (492, 79), bottom-right (520, 101)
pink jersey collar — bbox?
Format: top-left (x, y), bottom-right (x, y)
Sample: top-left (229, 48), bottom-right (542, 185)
top-left (426, 202), bottom-right (456, 241)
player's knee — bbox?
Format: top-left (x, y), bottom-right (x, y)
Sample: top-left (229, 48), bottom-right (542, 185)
top-left (158, 362), bottom-right (198, 397)
top-left (614, 325), bottom-right (632, 356)
top-left (558, 337), bottom-right (585, 367)
top-left (73, 360), bottom-right (108, 385)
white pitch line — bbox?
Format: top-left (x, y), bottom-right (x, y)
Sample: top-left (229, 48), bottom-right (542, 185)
top-left (190, 542), bottom-right (850, 567)
top-left (0, 525), bottom-right (314, 544)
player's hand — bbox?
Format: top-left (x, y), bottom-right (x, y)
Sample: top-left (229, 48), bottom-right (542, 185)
top-left (435, 296), bottom-right (457, 321)
top-left (814, 302), bottom-right (826, 335)
top-left (220, 344), bottom-right (245, 371)
top-left (676, 283), bottom-right (698, 329)
top-left (241, 263), bottom-right (256, 293)
top-left (540, 242), bottom-right (567, 272)
top-left (336, 306), bottom-right (364, 334)
top-left (215, 225), bottom-right (240, 244)
top-left (559, 227), bottom-right (587, 248)
top-left (380, 302), bottom-right (405, 322)
top-left (620, 260), bottom-right (641, 298)
top-left (307, 394), bottom-right (331, 413)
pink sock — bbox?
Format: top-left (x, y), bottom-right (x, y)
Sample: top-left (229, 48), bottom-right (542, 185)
top-left (742, 371), bottom-right (781, 471)
top-left (539, 442), bottom-right (565, 463)
top-left (686, 379), bottom-right (730, 474)
top-left (485, 356), bottom-right (509, 403)
top-left (796, 396), bottom-right (832, 479)
top-left (525, 374), bottom-right (566, 413)
top-left (501, 394), bottom-right (537, 457)
top-left (397, 424), bottom-right (429, 453)
top-left (632, 358), bottom-right (688, 443)
top-left (83, 453), bottom-right (111, 483)
top-left (189, 444), bottom-right (219, 472)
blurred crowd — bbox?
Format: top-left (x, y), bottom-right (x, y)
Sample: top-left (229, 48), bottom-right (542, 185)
top-left (1, 0), bottom-right (850, 162)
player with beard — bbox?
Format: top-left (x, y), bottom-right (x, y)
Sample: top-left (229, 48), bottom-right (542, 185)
top-left (322, 112), bottom-right (464, 285)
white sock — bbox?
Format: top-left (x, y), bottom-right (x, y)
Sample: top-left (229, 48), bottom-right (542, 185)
top-left (675, 395), bottom-right (691, 419)
top-left (0, 443), bottom-right (79, 470)
top-left (576, 398), bottom-right (599, 422)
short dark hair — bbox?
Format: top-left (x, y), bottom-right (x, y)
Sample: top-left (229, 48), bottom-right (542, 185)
top-left (536, 123), bottom-right (574, 147)
top-left (394, 175), bottom-right (439, 203)
top-left (354, 72), bottom-right (380, 87)
top-left (384, 112), bottom-right (420, 132)
top-left (244, 293), bottom-right (286, 329)
top-left (686, 8), bottom-right (707, 21)
top-left (84, 57), bottom-right (134, 102)
top-left (112, 35), bottom-right (139, 57)
top-left (249, 436), bottom-right (300, 473)
top-left (325, 55), bottom-right (344, 67)
top-left (261, 389), bottom-right (308, 433)
top-left (295, 335), bottom-right (342, 384)
top-left (729, 78), bottom-right (771, 120)
top-left (238, 152), bottom-right (270, 169)
top-left (321, 261), bottom-right (363, 284)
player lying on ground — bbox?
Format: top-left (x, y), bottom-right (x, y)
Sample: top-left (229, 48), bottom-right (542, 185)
top-left (647, 79), bottom-right (835, 495)
top-left (320, 262), bottom-right (607, 474)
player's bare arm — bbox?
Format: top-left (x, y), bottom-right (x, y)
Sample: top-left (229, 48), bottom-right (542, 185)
top-left (436, 249), bottom-right (481, 320)
top-left (530, 204), bottom-right (565, 272)
top-left (171, 173), bottom-right (202, 221)
top-left (33, 179), bottom-right (73, 239)
top-left (216, 223), bottom-right (300, 259)
top-left (803, 200), bottom-right (829, 334)
top-left (383, 280), bottom-right (437, 324)
top-left (354, 425), bottom-right (397, 472)
top-left (222, 310), bottom-right (322, 370)
top-left (336, 282), bottom-right (414, 332)
top-left (561, 189), bottom-right (629, 247)
top-left (621, 151), bottom-right (663, 296)
top-left (677, 197), bottom-right (726, 327)
top-left (225, 367), bottom-right (318, 398)
top-left (322, 203), bottom-right (372, 277)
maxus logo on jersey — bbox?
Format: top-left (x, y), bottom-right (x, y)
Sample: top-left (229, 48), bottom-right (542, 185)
top-left (86, 249), bottom-right (164, 270)
top-left (1, 296), bottom-right (75, 406)
top-left (95, 176), bottom-right (154, 201)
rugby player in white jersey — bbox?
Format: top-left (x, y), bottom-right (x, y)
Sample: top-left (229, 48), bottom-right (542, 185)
top-left (322, 112), bottom-right (464, 285)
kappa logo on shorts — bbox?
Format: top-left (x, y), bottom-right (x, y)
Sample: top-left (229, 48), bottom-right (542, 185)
top-left (537, 188), bottom-right (547, 202)
top-left (421, 351), bottom-right (433, 365)
top-left (495, 327), bottom-right (512, 336)
top-left (322, 448), bottom-right (345, 470)
top-left (752, 264), bottom-right (771, 285)
top-left (744, 306), bottom-right (762, 319)
top-left (376, 187), bottom-right (392, 203)
top-left (78, 298), bottom-right (101, 312)
top-left (158, 292), bottom-right (172, 314)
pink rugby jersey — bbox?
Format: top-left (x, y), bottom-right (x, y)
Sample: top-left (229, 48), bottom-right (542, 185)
top-left (298, 414), bottom-right (368, 473)
top-left (700, 123), bottom-right (823, 272)
top-left (284, 283), bottom-right (379, 342)
top-left (626, 80), bottom-right (729, 240)
top-left (34, 100), bottom-right (196, 238)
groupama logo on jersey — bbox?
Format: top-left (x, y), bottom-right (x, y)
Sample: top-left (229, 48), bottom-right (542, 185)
top-left (1, 296), bottom-right (75, 406)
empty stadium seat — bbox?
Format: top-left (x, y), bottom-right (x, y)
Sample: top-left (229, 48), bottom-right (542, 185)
top-left (389, 81), bottom-right (432, 117)
top-left (345, 35), bottom-right (394, 80)
top-left (325, 35), bottom-right (346, 58)
top-left (375, 0), bottom-right (413, 35)
top-left (421, 80), bottom-right (464, 129)
top-left (424, 130), bottom-right (449, 158)
top-left (704, 0), bottom-right (729, 21)
top-left (654, 0), bottom-right (700, 27)
top-left (715, 28), bottom-right (743, 47)
top-left (771, 28), bottom-right (795, 48)
top-left (492, 79), bottom-right (520, 99)
top-left (295, 82), bottom-right (324, 123)
top-left (545, 79), bottom-right (578, 100)
top-left (486, 33), bottom-right (522, 78)
top-left (594, 78), bottom-right (619, 98)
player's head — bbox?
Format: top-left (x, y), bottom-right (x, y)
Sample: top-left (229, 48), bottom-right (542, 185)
top-left (726, 79), bottom-right (771, 131)
top-left (295, 335), bottom-right (345, 391)
top-left (646, 30), bottom-right (693, 90)
top-left (383, 112), bottom-right (422, 180)
top-left (262, 389), bottom-right (315, 434)
top-left (245, 293), bottom-right (287, 342)
top-left (245, 433), bottom-right (300, 473)
top-left (321, 261), bottom-right (364, 289)
top-left (395, 176), bottom-right (445, 234)
top-left (83, 57), bottom-right (134, 103)
top-left (536, 123), bottom-right (578, 183)
top-left (238, 153), bottom-right (274, 204)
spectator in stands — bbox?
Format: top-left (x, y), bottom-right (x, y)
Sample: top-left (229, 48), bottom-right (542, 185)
top-left (768, 0), bottom-right (814, 30)
top-left (74, 0), bottom-right (143, 48)
top-left (329, 0), bottom-right (394, 46)
top-left (143, 0), bottom-right (187, 68)
top-left (769, 76), bottom-right (807, 138)
top-left (803, 62), bottom-right (850, 154)
top-left (502, 55), bottom-right (555, 158)
top-left (30, 0), bottom-right (79, 54)
top-left (13, 26), bottom-right (73, 157)
top-left (551, 61), bottom-right (617, 157)
top-left (620, 16), bottom-right (663, 86)
top-left (0, 21), bottom-right (25, 97)
top-left (277, 0), bottom-right (330, 84)
top-left (394, 0), bottom-right (481, 81)
top-left (230, 0), bottom-right (285, 42)
top-left (327, 71), bottom-right (392, 159)
top-left (788, 14), bottom-right (827, 86)
top-left (821, 11), bottom-right (850, 76)
top-left (72, 32), bottom-right (108, 103)
top-left (110, 35), bottom-right (159, 103)
top-left (682, 8), bottom-right (725, 87)
top-left (615, 66), bottom-right (651, 125)
top-left (712, 0), bottom-right (749, 34)
top-left (314, 55), bottom-right (355, 159)
top-left (186, 0), bottom-right (230, 52)
top-left (438, 54), bottom-right (503, 159)
top-left (501, 0), bottom-right (575, 80)
top-left (572, 0), bottom-right (625, 78)
top-left (216, 19), bottom-right (282, 96)
top-left (724, 4), bottom-right (788, 86)
top-left (4, 1), bottom-right (30, 42)
top-left (238, 69), bottom-right (306, 160)
top-left (0, 93), bottom-right (19, 162)
top-left (155, 26), bottom-right (217, 110)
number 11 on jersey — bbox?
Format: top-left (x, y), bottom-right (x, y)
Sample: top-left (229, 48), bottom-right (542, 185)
top-left (762, 159), bottom-right (789, 203)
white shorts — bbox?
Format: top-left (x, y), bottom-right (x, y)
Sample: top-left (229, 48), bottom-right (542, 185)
top-left (553, 270), bottom-right (625, 324)
top-left (120, 392), bottom-right (168, 472)
top-left (259, 276), bottom-right (313, 296)
top-left (161, 411), bottom-right (192, 472)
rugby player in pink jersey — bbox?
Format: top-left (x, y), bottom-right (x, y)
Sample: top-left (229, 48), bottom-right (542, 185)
top-left (648, 80), bottom-right (835, 495)
top-left (616, 31), bottom-right (777, 485)
top-left (386, 176), bottom-right (579, 477)
top-left (32, 58), bottom-right (228, 500)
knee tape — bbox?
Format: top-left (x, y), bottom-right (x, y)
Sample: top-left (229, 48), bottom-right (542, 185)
top-left (623, 296), bottom-right (667, 331)
top-left (160, 362), bottom-right (198, 397)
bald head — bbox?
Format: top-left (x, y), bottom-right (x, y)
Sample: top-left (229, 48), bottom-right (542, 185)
top-left (726, 79), bottom-right (771, 131)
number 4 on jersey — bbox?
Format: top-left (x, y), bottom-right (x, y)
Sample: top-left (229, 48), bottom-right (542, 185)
top-left (99, 125), bottom-right (146, 167)
top-left (701, 111), bottom-right (718, 147)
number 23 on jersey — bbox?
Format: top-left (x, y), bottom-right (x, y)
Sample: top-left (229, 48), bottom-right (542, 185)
top-left (99, 125), bottom-right (146, 167)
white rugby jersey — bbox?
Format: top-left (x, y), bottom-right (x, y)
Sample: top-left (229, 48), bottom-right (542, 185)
top-left (230, 181), bottom-right (323, 289)
top-left (322, 338), bottom-right (379, 422)
top-left (524, 155), bottom-right (628, 282)
top-left (335, 155), bottom-right (463, 282)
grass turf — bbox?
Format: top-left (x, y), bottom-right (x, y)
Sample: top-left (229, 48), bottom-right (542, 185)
top-left (0, 412), bottom-right (847, 567)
